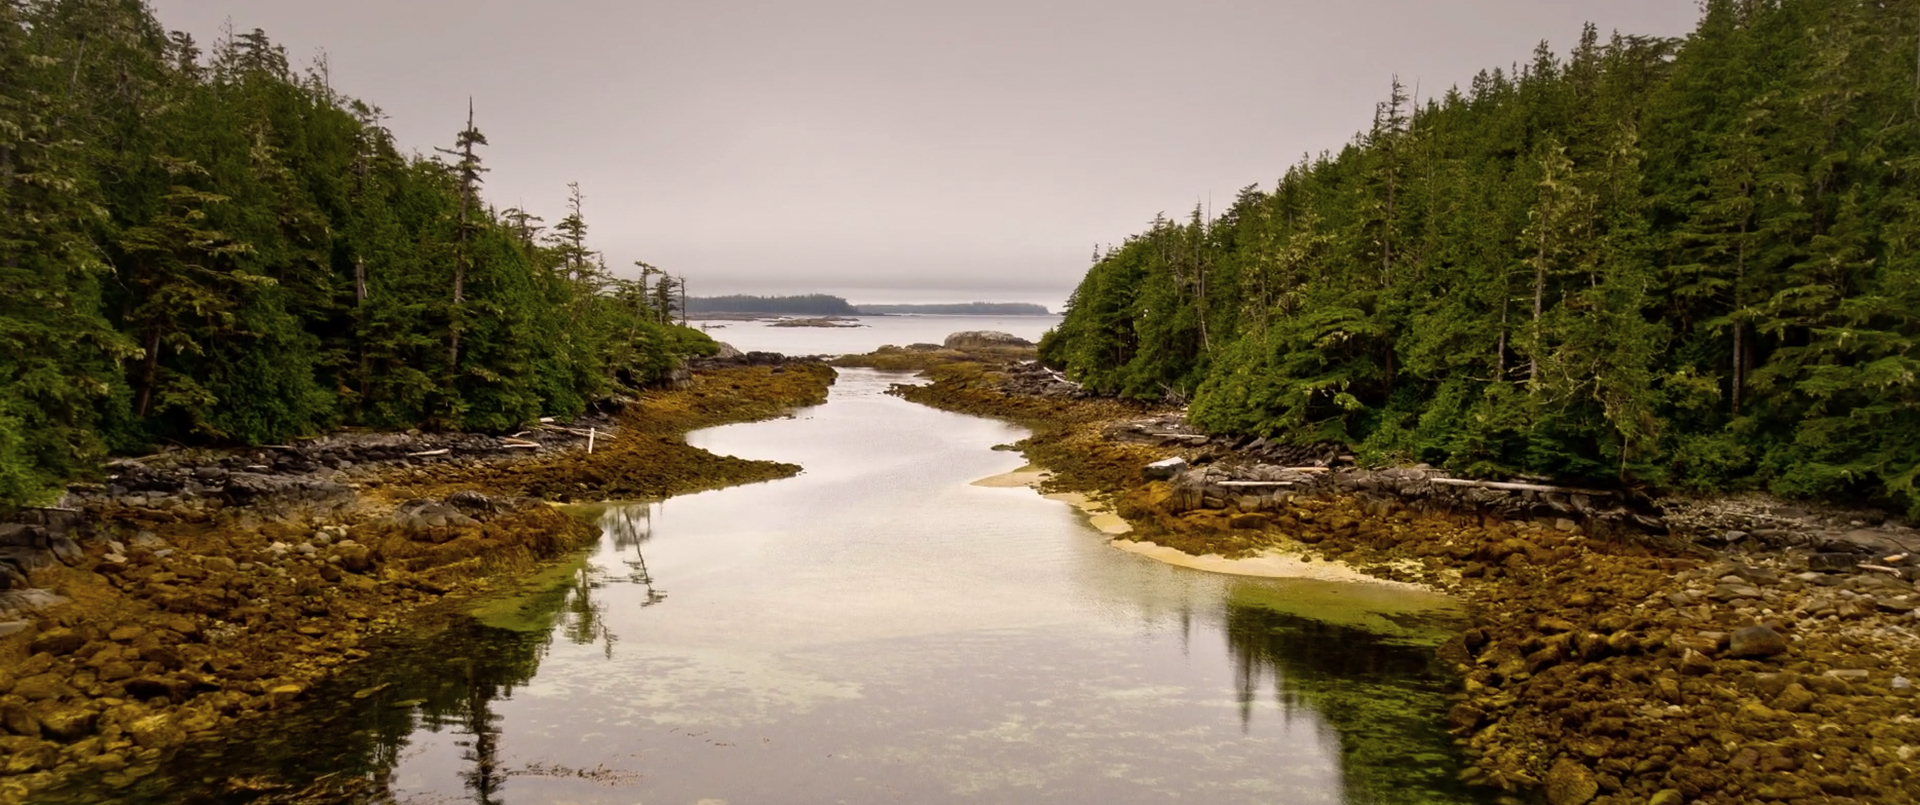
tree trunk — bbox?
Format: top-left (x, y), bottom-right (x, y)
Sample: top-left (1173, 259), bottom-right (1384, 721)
top-left (1496, 287), bottom-right (1509, 382)
top-left (137, 330), bottom-right (162, 417)
top-left (449, 105), bottom-right (474, 373)
top-left (1531, 237), bottom-right (1546, 382)
top-left (450, 219), bottom-right (465, 371)
top-left (1383, 171), bottom-right (1395, 288)
top-left (1, 145), bottom-right (13, 272)
top-left (354, 256), bottom-right (368, 304)
top-left (1732, 234), bottom-right (1747, 416)
top-left (1732, 320), bottom-right (1745, 416)
top-left (1195, 238), bottom-right (1211, 352)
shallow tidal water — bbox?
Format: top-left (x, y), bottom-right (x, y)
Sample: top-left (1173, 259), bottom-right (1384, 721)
top-left (694, 313), bottom-right (1062, 356)
top-left (60, 369), bottom-right (1492, 805)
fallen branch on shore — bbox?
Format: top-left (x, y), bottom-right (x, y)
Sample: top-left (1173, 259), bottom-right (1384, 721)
top-left (406, 448), bottom-right (451, 458)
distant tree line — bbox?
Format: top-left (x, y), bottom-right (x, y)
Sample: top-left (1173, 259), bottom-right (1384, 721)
top-left (686, 296), bottom-right (1052, 316)
top-left (1042, 0), bottom-right (1920, 516)
top-left (856, 303), bottom-right (1052, 316)
top-left (686, 295), bottom-right (859, 315)
top-left (0, 0), bottom-right (714, 508)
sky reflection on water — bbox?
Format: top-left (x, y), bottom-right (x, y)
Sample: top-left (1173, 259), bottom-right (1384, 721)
top-left (53, 369), bottom-right (1490, 805)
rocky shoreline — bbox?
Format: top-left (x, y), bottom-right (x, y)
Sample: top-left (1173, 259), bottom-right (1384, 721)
top-left (894, 358), bottom-right (1920, 805)
top-left (0, 361), bottom-right (836, 803)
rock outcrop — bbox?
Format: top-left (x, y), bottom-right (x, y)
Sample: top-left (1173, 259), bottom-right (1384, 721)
top-left (942, 330), bottom-right (1033, 349)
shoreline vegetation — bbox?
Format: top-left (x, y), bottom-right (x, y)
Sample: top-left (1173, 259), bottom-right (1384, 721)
top-left (0, 360), bottom-right (835, 803)
top-left (0, 2), bottom-right (723, 513)
top-left (873, 347), bottom-right (1920, 805)
top-left (1039, 0), bottom-right (1920, 521)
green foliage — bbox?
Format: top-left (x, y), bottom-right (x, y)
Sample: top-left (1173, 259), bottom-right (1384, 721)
top-left (0, 1), bottom-right (710, 507)
top-left (1045, 0), bottom-right (1920, 515)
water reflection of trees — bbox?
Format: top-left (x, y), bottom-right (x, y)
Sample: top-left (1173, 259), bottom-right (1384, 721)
top-left (51, 606), bottom-right (558, 805)
top-left (522, 503), bottom-right (672, 663)
top-left (1222, 601), bottom-right (1488, 805)
top-left (61, 505), bottom-right (680, 805)
top-left (602, 502), bottom-right (667, 607)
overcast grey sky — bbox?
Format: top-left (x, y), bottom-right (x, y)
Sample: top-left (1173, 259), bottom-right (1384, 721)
top-left (149, 0), bottom-right (1701, 307)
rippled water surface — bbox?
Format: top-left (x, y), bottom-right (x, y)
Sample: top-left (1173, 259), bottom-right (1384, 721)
top-left (64, 369), bottom-right (1491, 805)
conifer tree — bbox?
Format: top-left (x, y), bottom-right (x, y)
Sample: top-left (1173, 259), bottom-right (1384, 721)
top-left (436, 100), bottom-right (487, 375)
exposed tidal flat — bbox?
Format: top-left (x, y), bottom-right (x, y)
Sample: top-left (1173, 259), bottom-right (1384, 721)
top-left (5, 362), bottom-right (1493, 805)
top-left (0, 361), bottom-right (837, 803)
top-left (892, 356), bottom-right (1920, 805)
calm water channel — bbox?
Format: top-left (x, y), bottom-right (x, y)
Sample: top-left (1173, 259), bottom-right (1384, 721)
top-left (55, 369), bottom-right (1491, 805)
top-left (694, 314), bottom-right (1063, 356)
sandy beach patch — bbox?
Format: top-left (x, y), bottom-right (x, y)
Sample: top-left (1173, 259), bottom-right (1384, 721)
top-left (1107, 539), bottom-right (1428, 589)
top-left (975, 468), bottom-right (1436, 589)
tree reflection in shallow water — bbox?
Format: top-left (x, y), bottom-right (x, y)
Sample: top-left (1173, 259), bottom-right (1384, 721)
top-left (537, 501), bottom-right (668, 663)
top-left (602, 502), bottom-right (666, 607)
top-left (38, 484), bottom-right (1495, 805)
top-left (35, 558), bottom-right (587, 805)
top-left (1223, 595), bottom-right (1482, 805)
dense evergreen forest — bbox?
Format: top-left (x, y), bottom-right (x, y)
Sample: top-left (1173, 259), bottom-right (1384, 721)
top-left (1041, 0), bottom-right (1920, 516)
top-left (0, 0), bottom-right (714, 509)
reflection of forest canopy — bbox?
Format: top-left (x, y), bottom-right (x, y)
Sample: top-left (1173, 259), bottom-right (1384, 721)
top-left (56, 576), bottom-right (588, 804)
top-left (1222, 602), bottom-right (1489, 805)
top-left (62, 618), bottom-right (549, 803)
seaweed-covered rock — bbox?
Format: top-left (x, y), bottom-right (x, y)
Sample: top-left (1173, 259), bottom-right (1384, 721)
top-left (943, 330), bottom-right (1033, 349)
top-left (27, 627), bottom-right (86, 656)
top-left (1544, 758), bottom-right (1598, 805)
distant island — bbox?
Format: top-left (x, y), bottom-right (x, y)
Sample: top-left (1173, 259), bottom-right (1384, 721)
top-left (857, 302), bottom-right (1051, 316)
top-left (687, 295), bottom-right (1052, 318)
top-left (686, 294), bottom-right (858, 316)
